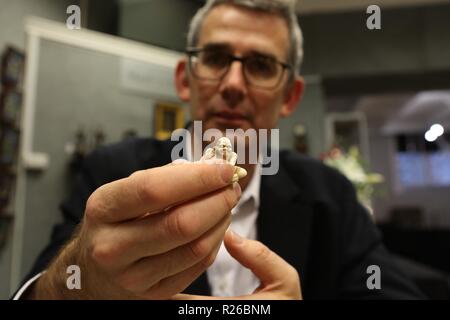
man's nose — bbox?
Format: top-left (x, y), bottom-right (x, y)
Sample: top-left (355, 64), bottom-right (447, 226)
top-left (220, 61), bottom-right (247, 107)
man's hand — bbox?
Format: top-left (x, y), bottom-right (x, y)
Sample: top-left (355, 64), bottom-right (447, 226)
top-left (30, 162), bottom-right (241, 299)
top-left (173, 230), bottom-right (303, 300)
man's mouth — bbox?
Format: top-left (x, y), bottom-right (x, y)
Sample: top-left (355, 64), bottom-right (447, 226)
top-left (212, 111), bottom-right (249, 122)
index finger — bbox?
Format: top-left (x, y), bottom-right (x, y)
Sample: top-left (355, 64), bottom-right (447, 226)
top-left (86, 163), bottom-right (235, 223)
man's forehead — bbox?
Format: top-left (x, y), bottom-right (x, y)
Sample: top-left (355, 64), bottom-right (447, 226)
top-left (198, 4), bottom-right (289, 59)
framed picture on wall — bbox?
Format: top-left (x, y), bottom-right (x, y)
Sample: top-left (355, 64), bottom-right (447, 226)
top-left (154, 103), bottom-right (185, 140)
top-left (1, 46), bottom-right (25, 88)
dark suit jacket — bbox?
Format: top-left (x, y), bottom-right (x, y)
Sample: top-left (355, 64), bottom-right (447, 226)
top-left (22, 137), bottom-right (424, 299)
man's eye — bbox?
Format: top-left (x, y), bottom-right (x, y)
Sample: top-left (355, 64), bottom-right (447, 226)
top-left (246, 57), bottom-right (277, 77)
top-left (200, 51), bottom-right (230, 68)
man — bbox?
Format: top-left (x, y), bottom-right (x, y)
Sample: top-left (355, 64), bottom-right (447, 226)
top-left (15, 0), bottom-right (423, 299)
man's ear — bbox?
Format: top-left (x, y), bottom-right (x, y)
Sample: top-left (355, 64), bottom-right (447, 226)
top-left (279, 76), bottom-right (305, 118)
top-left (175, 58), bottom-right (191, 102)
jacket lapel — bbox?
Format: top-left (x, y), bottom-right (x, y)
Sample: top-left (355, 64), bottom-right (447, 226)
top-left (258, 157), bottom-right (314, 282)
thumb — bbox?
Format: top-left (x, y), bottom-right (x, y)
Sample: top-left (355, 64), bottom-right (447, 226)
top-left (223, 230), bottom-right (299, 289)
top-left (172, 231), bottom-right (302, 300)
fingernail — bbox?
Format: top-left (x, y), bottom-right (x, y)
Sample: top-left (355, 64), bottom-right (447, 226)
top-left (219, 164), bottom-right (233, 183)
top-left (233, 182), bottom-right (241, 198)
top-left (231, 230), bottom-right (244, 244)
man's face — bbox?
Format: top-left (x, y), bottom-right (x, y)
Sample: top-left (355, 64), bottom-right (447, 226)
top-left (176, 4), bottom-right (304, 135)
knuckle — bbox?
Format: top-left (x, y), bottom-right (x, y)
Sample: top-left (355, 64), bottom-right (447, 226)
top-left (165, 211), bottom-right (189, 239)
top-left (135, 179), bottom-right (159, 204)
top-left (188, 239), bottom-right (211, 261)
top-left (91, 243), bottom-right (113, 266)
top-left (90, 238), bottom-right (122, 267)
top-left (131, 170), bottom-right (165, 205)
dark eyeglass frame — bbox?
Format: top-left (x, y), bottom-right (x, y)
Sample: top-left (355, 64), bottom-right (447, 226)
top-left (185, 47), bottom-right (293, 89)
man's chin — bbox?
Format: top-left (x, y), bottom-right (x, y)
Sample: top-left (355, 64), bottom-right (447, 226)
top-left (205, 117), bottom-right (252, 132)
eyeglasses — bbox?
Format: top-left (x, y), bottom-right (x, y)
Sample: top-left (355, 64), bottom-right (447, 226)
top-left (186, 47), bottom-right (292, 89)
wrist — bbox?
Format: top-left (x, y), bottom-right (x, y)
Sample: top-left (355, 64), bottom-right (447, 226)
top-left (29, 238), bottom-right (86, 299)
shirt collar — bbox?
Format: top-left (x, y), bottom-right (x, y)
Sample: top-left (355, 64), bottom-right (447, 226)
top-left (238, 161), bottom-right (261, 210)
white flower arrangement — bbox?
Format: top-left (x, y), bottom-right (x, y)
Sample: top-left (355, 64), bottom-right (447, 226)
top-left (322, 146), bottom-right (384, 214)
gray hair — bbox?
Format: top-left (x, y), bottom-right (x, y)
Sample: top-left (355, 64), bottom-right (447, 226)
top-left (187, 0), bottom-right (304, 78)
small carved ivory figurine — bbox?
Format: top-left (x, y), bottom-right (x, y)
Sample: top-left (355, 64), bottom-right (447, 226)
top-left (200, 137), bottom-right (247, 183)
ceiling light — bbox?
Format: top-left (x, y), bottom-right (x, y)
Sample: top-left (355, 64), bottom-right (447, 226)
top-left (425, 130), bottom-right (437, 142)
top-left (429, 124), bottom-right (444, 137)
